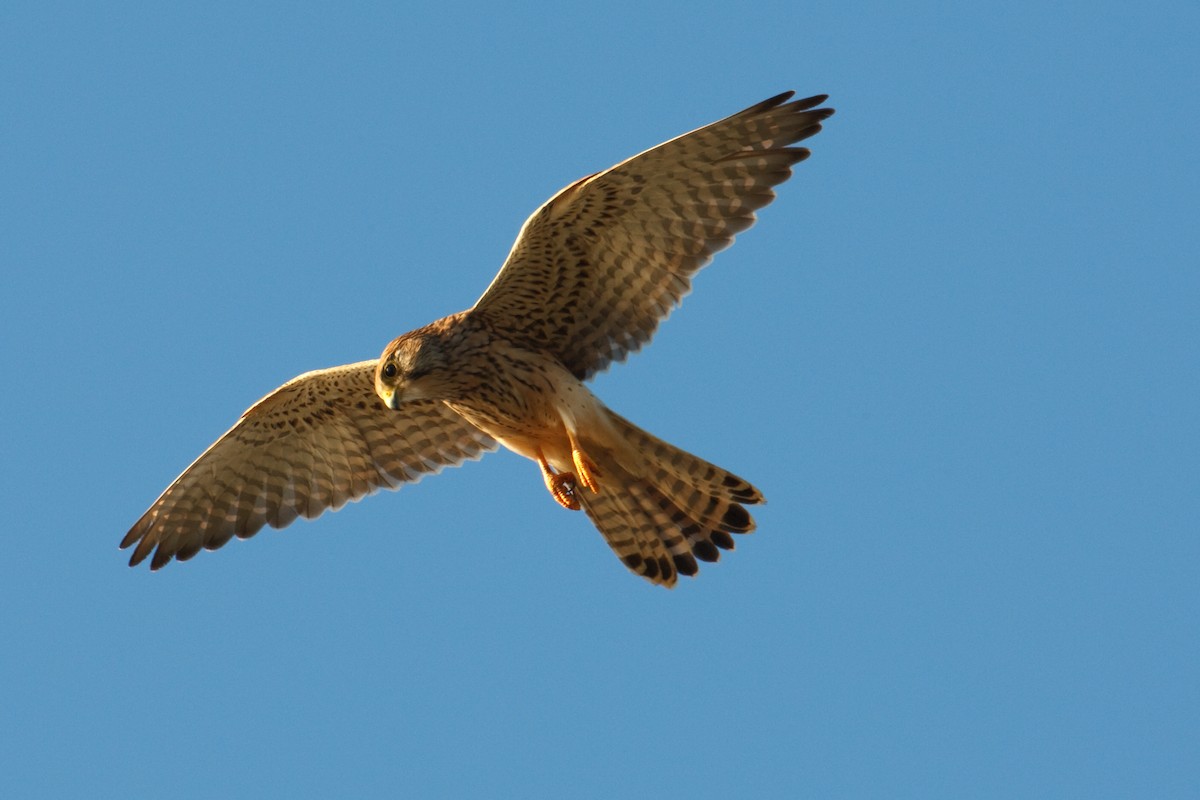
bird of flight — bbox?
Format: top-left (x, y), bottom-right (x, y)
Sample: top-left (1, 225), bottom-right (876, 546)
top-left (123, 91), bottom-right (834, 586)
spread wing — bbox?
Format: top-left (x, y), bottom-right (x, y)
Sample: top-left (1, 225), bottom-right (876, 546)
top-left (121, 360), bottom-right (496, 569)
top-left (470, 91), bottom-right (834, 380)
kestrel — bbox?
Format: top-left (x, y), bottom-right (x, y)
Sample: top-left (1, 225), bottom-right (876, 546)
top-left (123, 91), bottom-right (834, 586)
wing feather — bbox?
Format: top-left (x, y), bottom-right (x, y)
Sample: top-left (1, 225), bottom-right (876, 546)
top-left (122, 360), bottom-right (496, 569)
top-left (471, 92), bottom-right (834, 379)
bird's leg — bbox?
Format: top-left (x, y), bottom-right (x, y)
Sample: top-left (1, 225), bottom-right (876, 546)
top-left (538, 451), bottom-right (580, 511)
top-left (568, 437), bottom-right (602, 496)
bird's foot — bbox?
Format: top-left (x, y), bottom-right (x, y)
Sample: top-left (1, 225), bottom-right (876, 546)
top-left (571, 448), bottom-right (601, 495)
top-left (547, 472), bottom-right (581, 511)
top-left (538, 452), bottom-right (581, 511)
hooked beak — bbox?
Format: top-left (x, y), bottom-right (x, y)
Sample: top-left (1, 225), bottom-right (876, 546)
top-left (378, 386), bottom-right (402, 410)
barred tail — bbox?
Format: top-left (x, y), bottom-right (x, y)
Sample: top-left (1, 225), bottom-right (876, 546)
top-left (577, 411), bottom-right (765, 587)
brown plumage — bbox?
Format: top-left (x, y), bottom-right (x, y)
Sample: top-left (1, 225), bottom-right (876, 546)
top-left (123, 91), bottom-right (834, 586)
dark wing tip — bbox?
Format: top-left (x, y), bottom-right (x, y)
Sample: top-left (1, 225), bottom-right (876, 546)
top-left (121, 518), bottom-right (154, 567)
top-left (125, 544), bottom-right (150, 568)
top-left (793, 120), bottom-right (828, 144)
top-left (752, 90), bottom-right (797, 112)
top-left (119, 525), bottom-right (142, 551)
top-left (738, 90), bottom-right (827, 118)
top-left (790, 93), bottom-right (830, 111)
top-left (150, 547), bottom-right (173, 570)
top-left (122, 521), bottom-right (165, 570)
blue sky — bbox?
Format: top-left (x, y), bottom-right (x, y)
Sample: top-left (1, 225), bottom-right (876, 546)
top-left (2, 2), bottom-right (1196, 797)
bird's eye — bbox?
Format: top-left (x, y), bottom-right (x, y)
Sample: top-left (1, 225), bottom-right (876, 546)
top-left (382, 363), bottom-right (398, 379)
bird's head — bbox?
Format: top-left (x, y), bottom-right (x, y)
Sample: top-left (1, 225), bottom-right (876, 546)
top-left (374, 330), bottom-right (449, 409)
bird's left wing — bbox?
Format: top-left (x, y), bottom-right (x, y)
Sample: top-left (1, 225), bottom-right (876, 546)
top-left (121, 360), bottom-right (496, 569)
top-left (470, 91), bottom-right (833, 380)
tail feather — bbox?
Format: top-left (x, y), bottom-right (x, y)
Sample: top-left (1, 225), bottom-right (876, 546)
top-left (606, 412), bottom-right (764, 505)
top-left (577, 411), bottom-right (765, 587)
top-left (580, 487), bottom-right (679, 585)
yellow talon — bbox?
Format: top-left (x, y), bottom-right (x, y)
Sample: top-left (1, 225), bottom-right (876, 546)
top-left (548, 472), bottom-right (580, 510)
top-left (571, 448), bottom-right (601, 494)
top-left (538, 451), bottom-right (581, 511)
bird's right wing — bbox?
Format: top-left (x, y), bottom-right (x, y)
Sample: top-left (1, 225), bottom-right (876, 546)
top-left (121, 360), bottom-right (496, 569)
